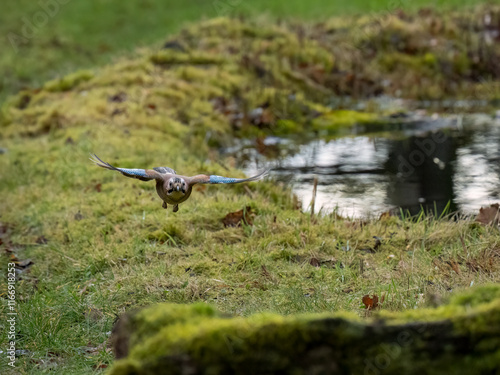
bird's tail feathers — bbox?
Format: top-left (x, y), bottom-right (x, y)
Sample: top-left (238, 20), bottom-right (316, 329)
top-left (89, 154), bottom-right (119, 171)
top-left (241, 168), bottom-right (271, 182)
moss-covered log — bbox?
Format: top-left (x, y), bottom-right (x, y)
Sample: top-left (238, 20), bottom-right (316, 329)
top-left (109, 285), bottom-right (500, 375)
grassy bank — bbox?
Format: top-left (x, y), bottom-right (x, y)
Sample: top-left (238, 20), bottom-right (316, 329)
top-left (1, 0), bottom-right (496, 102)
top-left (1, 126), bottom-right (500, 372)
top-left (1, 4), bottom-right (500, 375)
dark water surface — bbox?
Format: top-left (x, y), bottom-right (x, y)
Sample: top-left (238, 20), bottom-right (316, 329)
top-left (228, 115), bottom-right (500, 218)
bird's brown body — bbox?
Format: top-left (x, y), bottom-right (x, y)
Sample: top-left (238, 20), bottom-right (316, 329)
top-left (155, 177), bottom-right (193, 212)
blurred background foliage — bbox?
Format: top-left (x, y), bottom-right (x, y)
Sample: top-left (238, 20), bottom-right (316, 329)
top-left (1, 0), bottom-right (494, 102)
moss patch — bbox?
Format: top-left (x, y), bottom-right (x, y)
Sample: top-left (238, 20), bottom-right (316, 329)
top-left (109, 285), bottom-right (500, 375)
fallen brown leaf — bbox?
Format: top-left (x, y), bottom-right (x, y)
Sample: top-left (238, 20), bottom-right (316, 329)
top-left (476, 203), bottom-right (500, 226)
top-left (448, 260), bottom-right (461, 275)
top-left (222, 206), bottom-right (253, 227)
top-left (362, 294), bottom-right (379, 310)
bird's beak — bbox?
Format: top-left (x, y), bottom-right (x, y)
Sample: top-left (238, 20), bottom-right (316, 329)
top-left (176, 186), bottom-right (180, 192)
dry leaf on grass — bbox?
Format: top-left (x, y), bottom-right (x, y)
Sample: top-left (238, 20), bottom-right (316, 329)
top-left (362, 294), bottom-right (379, 310)
top-left (222, 206), bottom-right (253, 227)
top-left (476, 204), bottom-right (500, 226)
top-left (447, 260), bottom-right (461, 275)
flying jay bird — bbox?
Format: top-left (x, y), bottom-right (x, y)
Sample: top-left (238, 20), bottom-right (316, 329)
top-left (90, 154), bottom-right (269, 212)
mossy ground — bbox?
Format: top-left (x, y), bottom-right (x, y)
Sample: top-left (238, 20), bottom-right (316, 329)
top-left (108, 285), bottom-right (500, 374)
top-left (1, 5), bottom-right (500, 375)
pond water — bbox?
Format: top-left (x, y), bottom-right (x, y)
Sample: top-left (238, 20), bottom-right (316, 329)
top-left (227, 114), bottom-right (500, 218)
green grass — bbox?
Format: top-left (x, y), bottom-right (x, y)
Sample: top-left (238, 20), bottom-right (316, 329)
top-left (1, 0), bottom-right (497, 102)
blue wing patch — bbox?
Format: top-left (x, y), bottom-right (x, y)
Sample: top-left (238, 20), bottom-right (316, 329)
top-left (90, 154), bottom-right (159, 181)
top-left (209, 175), bottom-right (238, 184)
top-left (118, 168), bottom-right (151, 178)
top-left (206, 169), bottom-right (270, 184)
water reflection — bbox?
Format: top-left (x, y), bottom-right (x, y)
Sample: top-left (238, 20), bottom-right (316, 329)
top-left (229, 116), bottom-right (500, 218)
top-left (384, 130), bottom-right (456, 216)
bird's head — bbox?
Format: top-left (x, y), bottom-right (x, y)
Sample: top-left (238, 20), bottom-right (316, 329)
top-left (167, 177), bottom-right (187, 196)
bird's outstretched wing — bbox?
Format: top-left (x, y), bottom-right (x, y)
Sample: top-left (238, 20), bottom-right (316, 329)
top-left (188, 169), bottom-right (270, 185)
top-left (90, 154), bottom-right (167, 181)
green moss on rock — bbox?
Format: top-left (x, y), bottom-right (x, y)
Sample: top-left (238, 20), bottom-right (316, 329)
top-left (109, 285), bottom-right (500, 375)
